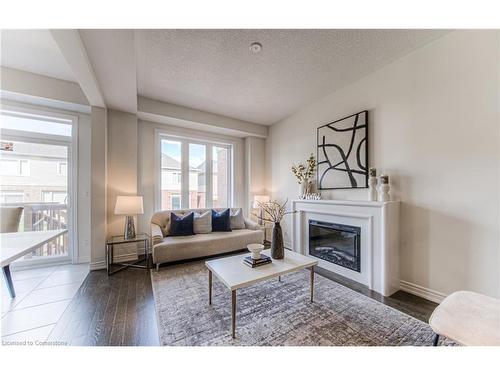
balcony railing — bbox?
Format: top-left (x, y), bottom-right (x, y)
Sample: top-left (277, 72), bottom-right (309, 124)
top-left (2, 202), bottom-right (68, 258)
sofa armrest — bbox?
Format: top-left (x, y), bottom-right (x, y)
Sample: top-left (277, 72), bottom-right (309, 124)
top-left (151, 223), bottom-right (164, 246)
top-left (244, 218), bottom-right (261, 231)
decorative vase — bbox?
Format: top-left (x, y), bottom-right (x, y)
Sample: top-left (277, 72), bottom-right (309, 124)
top-left (377, 175), bottom-right (390, 202)
top-left (247, 243), bottom-right (265, 260)
top-left (270, 222), bottom-right (284, 259)
top-left (298, 181), bottom-right (304, 196)
top-left (368, 167), bottom-right (377, 201)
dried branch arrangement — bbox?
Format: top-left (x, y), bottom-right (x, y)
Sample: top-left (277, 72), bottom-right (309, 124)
top-left (255, 199), bottom-right (295, 223)
top-left (291, 154), bottom-right (317, 184)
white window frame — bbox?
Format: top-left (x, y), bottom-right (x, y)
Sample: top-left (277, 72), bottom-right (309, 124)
top-left (0, 102), bottom-right (78, 268)
top-left (155, 131), bottom-right (233, 211)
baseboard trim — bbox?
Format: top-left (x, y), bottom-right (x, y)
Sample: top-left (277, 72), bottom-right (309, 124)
top-left (89, 260), bottom-right (106, 271)
top-left (89, 253), bottom-right (141, 271)
top-left (77, 256), bottom-right (90, 264)
top-left (400, 280), bottom-right (447, 303)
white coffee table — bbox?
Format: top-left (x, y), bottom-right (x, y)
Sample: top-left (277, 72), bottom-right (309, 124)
top-left (205, 249), bottom-right (318, 338)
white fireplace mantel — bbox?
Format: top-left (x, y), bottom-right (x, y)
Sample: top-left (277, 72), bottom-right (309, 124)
top-left (291, 199), bottom-right (400, 296)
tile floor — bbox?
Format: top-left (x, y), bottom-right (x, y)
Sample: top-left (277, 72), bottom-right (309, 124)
top-left (1, 263), bottom-right (88, 343)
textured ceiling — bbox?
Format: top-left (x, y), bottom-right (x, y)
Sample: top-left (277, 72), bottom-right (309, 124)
top-left (136, 29), bottom-right (450, 125)
top-left (1, 29), bottom-right (76, 82)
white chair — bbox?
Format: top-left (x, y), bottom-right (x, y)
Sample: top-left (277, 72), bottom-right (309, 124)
top-left (0, 206), bottom-right (24, 233)
top-left (429, 291), bottom-right (500, 346)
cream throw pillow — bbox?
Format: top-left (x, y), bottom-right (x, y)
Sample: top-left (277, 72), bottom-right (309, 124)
top-left (230, 208), bottom-right (245, 230)
top-left (193, 211), bottom-right (212, 234)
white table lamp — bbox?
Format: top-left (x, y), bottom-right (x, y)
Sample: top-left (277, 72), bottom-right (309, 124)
top-left (253, 195), bottom-right (270, 209)
top-left (252, 195), bottom-right (270, 225)
top-left (114, 196), bottom-right (144, 239)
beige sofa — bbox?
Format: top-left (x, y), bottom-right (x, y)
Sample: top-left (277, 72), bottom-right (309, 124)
top-left (151, 208), bottom-right (264, 269)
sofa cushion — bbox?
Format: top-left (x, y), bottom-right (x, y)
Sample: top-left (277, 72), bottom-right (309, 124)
top-left (194, 210), bottom-right (212, 234)
top-left (151, 208), bottom-right (245, 236)
top-left (170, 212), bottom-right (194, 236)
top-left (230, 208), bottom-right (245, 230)
top-left (212, 209), bottom-right (231, 232)
top-left (152, 229), bottom-right (264, 264)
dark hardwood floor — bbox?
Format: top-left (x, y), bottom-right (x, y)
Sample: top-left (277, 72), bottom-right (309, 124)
top-left (50, 256), bottom-right (437, 346)
top-left (315, 267), bottom-right (438, 322)
top-left (48, 267), bottom-right (159, 346)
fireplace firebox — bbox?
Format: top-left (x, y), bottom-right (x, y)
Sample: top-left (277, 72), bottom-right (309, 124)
top-left (308, 220), bottom-right (361, 272)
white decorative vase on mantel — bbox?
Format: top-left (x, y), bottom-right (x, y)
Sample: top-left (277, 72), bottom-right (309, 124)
top-left (299, 178), bottom-right (309, 196)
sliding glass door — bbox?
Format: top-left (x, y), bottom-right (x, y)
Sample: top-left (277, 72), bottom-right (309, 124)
top-left (0, 106), bottom-right (76, 267)
top-left (159, 136), bottom-right (232, 210)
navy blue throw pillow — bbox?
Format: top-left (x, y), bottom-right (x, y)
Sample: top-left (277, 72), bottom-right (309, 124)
top-left (211, 209), bottom-right (232, 232)
top-left (170, 212), bottom-right (194, 236)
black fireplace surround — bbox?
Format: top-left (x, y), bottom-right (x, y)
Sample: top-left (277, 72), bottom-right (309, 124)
top-left (308, 220), bottom-right (361, 272)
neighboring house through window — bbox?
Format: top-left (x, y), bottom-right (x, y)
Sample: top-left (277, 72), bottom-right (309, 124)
top-left (170, 194), bottom-right (181, 210)
top-left (159, 135), bottom-right (232, 210)
top-left (0, 159), bottom-right (30, 176)
top-left (42, 191), bottom-right (68, 203)
top-left (57, 161), bottom-right (67, 176)
top-left (0, 191), bottom-right (24, 203)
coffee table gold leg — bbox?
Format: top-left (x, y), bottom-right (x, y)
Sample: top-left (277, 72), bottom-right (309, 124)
top-left (231, 290), bottom-right (236, 338)
top-left (208, 269), bottom-right (212, 305)
top-left (310, 266), bottom-right (314, 303)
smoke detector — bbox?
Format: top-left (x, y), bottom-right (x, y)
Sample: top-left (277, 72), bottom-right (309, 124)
top-left (249, 42), bottom-right (262, 53)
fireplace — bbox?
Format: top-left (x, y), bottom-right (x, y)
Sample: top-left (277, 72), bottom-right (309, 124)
top-left (308, 220), bottom-right (361, 272)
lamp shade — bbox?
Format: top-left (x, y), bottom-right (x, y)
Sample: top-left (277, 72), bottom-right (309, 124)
top-left (114, 196), bottom-right (144, 215)
top-left (253, 195), bottom-right (270, 209)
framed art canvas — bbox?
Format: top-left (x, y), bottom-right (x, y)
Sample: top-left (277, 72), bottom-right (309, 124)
top-left (317, 110), bottom-right (368, 190)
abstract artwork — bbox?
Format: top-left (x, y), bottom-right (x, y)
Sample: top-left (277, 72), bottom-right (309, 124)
top-left (317, 110), bottom-right (368, 189)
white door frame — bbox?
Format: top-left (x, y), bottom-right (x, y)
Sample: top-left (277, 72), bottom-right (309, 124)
top-left (0, 104), bottom-right (79, 268)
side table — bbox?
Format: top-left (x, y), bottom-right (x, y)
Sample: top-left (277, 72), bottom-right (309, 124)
top-left (106, 233), bottom-right (150, 276)
top-left (260, 224), bottom-right (272, 247)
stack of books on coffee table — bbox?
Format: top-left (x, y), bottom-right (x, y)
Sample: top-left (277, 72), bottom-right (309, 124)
top-left (243, 254), bottom-right (272, 268)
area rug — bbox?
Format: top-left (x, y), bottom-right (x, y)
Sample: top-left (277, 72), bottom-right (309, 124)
top-left (151, 260), bottom-right (447, 346)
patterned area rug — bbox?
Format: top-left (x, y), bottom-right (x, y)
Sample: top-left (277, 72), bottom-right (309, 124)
top-left (151, 260), bottom-right (443, 346)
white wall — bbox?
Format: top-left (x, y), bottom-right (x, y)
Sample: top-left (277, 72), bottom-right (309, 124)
top-left (77, 113), bottom-right (91, 263)
top-left (266, 30), bottom-right (500, 298)
top-left (138, 96), bottom-right (268, 138)
top-left (106, 109), bottom-right (138, 236)
top-left (1, 67), bottom-right (89, 112)
top-left (90, 106), bottom-right (107, 269)
top-left (245, 136), bottom-right (267, 212)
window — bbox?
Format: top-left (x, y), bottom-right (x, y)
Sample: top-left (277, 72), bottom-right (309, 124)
top-left (42, 191), bottom-right (68, 203)
top-left (170, 195), bottom-right (181, 210)
top-left (159, 135), bottom-right (232, 210)
top-left (172, 172), bottom-right (181, 184)
top-left (0, 111), bottom-right (72, 137)
top-left (0, 191), bottom-right (24, 203)
top-left (57, 162), bottom-right (67, 176)
top-left (0, 104), bottom-right (75, 264)
top-left (0, 159), bottom-right (30, 176)
top-left (161, 140), bottom-right (182, 210)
